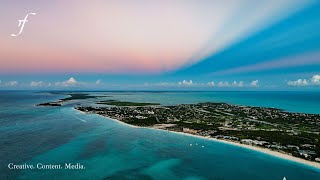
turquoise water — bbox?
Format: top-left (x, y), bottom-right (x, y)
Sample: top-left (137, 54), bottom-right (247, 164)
top-left (1, 91), bottom-right (320, 179)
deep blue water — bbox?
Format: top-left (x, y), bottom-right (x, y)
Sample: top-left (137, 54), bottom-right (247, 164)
top-left (1, 91), bottom-right (320, 179)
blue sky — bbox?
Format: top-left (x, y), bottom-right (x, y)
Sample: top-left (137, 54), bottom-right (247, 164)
top-left (0, 0), bottom-right (320, 90)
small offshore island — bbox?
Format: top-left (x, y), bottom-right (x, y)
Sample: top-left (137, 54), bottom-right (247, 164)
top-left (36, 93), bottom-right (109, 106)
top-left (75, 101), bottom-right (320, 164)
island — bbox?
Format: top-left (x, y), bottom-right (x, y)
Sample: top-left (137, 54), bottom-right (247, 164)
top-left (36, 93), bottom-right (109, 106)
top-left (97, 100), bottom-right (160, 106)
top-left (75, 102), bottom-right (320, 163)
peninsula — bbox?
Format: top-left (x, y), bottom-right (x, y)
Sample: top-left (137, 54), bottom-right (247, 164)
top-left (75, 101), bottom-right (320, 165)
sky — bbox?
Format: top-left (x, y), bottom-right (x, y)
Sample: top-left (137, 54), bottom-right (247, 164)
top-left (0, 0), bottom-right (320, 90)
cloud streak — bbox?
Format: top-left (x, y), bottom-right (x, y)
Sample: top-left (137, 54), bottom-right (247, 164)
top-left (212, 51), bottom-right (320, 75)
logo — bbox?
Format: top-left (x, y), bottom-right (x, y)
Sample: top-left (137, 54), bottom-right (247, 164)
top-left (11, 13), bottom-right (36, 37)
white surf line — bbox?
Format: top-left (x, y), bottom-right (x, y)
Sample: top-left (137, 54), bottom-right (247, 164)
top-left (71, 114), bottom-right (87, 122)
top-left (61, 108), bottom-right (87, 122)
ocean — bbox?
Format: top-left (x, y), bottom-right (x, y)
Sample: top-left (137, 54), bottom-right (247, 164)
top-left (1, 91), bottom-right (320, 179)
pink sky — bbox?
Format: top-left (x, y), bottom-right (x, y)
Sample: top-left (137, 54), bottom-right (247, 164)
top-left (0, 0), bottom-right (311, 74)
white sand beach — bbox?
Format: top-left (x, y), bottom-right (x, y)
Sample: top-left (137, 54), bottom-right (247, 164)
top-left (99, 114), bottom-right (320, 169)
top-left (169, 130), bottom-right (320, 169)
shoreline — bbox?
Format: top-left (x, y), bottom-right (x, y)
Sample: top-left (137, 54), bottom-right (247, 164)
top-left (93, 113), bottom-right (320, 169)
top-left (168, 130), bottom-right (320, 169)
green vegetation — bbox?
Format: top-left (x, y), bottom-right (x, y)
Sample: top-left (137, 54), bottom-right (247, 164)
top-left (218, 130), bottom-right (320, 146)
top-left (122, 116), bottom-right (159, 126)
top-left (36, 102), bottom-right (61, 106)
top-left (61, 93), bottom-right (109, 101)
top-left (97, 100), bottom-right (160, 106)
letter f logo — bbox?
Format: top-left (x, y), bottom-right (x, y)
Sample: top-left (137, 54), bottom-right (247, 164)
top-left (11, 13), bottom-right (36, 37)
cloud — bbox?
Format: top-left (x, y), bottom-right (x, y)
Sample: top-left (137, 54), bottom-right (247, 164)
top-left (287, 79), bottom-right (308, 86)
top-left (311, 75), bottom-right (320, 84)
top-left (66, 77), bottom-right (77, 84)
top-left (55, 77), bottom-right (78, 87)
top-left (217, 81), bottom-right (230, 87)
top-left (156, 82), bottom-right (175, 86)
top-left (31, 77), bottom-right (102, 88)
top-left (238, 81), bottom-right (244, 87)
top-left (232, 81), bottom-right (244, 87)
top-left (30, 81), bottom-right (51, 87)
top-left (216, 81), bottom-right (246, 87)
top-left (288, 74), bottom-right (320, 87)
top-left (0, 80), bottom-right (19, 87)
top-left (250, 80), bottom-right (259, 87)
top-left (145, 80), bottom-right (259, 88)
top-left (207, 81), bottom-right (215, 86)
top-left (4, 81), bottom-right (18, 87)
top-left (178, 80), bottom-right (193, 86)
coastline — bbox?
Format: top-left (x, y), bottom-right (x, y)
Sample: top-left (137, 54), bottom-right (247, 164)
top-left (169, 130), bottom-right (320, 169)
top-left (94, 113), bottom-right (320, 169)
